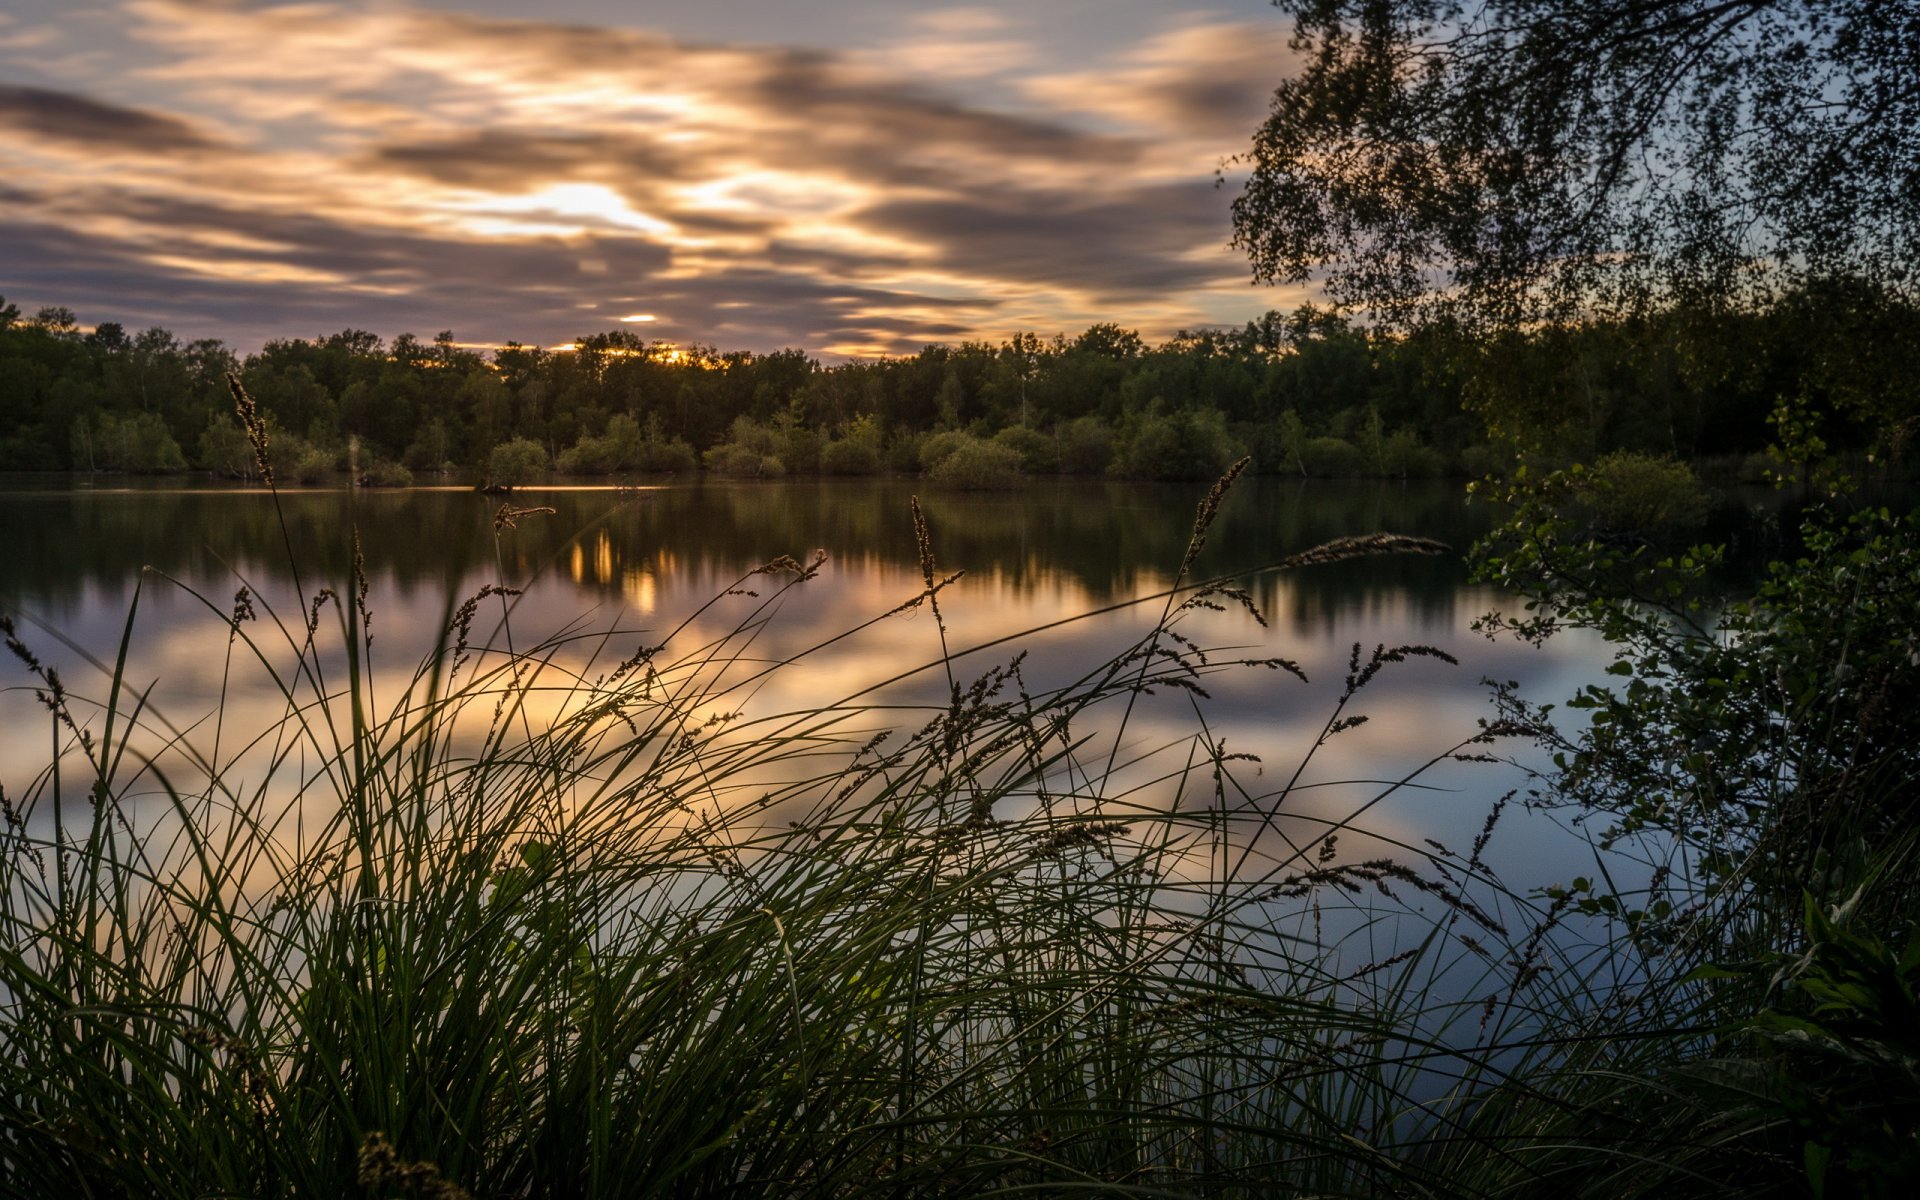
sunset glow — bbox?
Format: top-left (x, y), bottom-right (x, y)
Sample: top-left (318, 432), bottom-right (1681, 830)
top-left (0, 0), bottom-right (1308, 355)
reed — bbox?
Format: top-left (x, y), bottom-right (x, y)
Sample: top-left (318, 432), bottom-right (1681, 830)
top-left (1, 420), bottom-right (1738, 1196)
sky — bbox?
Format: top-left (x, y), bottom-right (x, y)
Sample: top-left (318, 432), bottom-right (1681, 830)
top-left (0, 0), bottom-right (1310, 358)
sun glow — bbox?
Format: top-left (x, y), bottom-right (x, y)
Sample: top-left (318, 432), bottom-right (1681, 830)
top-left (441, 183), bottom-right (677, 240)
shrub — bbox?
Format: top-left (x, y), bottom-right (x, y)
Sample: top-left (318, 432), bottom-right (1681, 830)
top-left (927, 437), bottom-right (1024, 488)
top-left (992, 425), bottom-right (1059, 474)
top-left (917, 429), bottom-right (976, 474)
top-left (631, 437), bottom-right (697, 474)
top-left (360, 460), bottom-right (414, 488)
top-left (290, 446), bottom-right (335, 484)
top-left (485, 437), bottom-right (549, 487)
top-left (884, 430), bottom-right (927, 474)
top-left (819, 416), bottom-right (884, 476)
top-left (73, 412), bottom-right (189, 473)
top-left (1110, 409), bottom-right (1236, 480)
top-left (704, 443), bottom-right (786, 477)
top-left (557, 415), bottom-right (698, 475)
top-left (197, 414), bottom-right (256, 478)
top-left (1299, 436), bottom-right (1365, 477)
top-left (1577, 450), bottom-right (1712, 539)
top-left (1055, 417), bottom-right (1114, 475)
top-left (1459, 443), bottom-right (1508, 478)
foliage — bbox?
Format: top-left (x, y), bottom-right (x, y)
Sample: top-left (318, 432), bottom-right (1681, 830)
top-left (1573, 451), bottom-right (1713, 541)
top-left (1299, 435), bottom-right (1365, 478)
top-left (1110, 408), bottom-right (1237, 480)
top-left (817, 415), bottom-right (884, 476)
top-left (556, 414), bottom-right (697, 475)
top-left (926, 436), bottom-right (1024, 489)
top-left (197, 414), bottom-right (258, 478)
top-left (1234, 1), bottom-right (1920, 326)
top-left (70, 411), bottom-right (188, 474)
top-left (3, 291), bottom-right (1915, 485)
top-left (359, 460), bottom-right (414, 488)
top-left (989, 424), bottom-right (1058, 474)
top-left (1452, 486), bottom-right (1920, 1193)
top-left (485, 437), bottom-right (549, 487)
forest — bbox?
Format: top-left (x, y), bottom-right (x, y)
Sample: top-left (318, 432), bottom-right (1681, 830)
top-left (4, 284), bottom-right (1915, 487)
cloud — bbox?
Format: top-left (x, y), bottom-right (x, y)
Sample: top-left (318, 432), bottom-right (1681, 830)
top-left (0, 82), bottom-right (224, 154)
top-left (1, 1), bottom-right (1288, 354)
top-left (1023, 23), bottom-right (1295, 141)
top-left (857, 180), bottom-right (1240, 297)
top-left (852, 8), bottom-right (1037, 81)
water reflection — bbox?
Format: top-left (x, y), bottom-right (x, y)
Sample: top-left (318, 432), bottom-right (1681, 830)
top-left (3, 479), bottom-right (1489, 631)
top-left (0, 477), bottom-right (1609, 896)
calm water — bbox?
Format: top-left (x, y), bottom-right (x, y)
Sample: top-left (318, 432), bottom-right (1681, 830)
top-left (0, 476), bottom-right (1613, 897)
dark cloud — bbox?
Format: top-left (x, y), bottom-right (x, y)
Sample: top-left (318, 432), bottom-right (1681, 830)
top-left (858, 181), bottom-right (1237, 297)
top-left (0, 203), bottom-right (992, 355)
top-left (367, 130), bottom-right (691, 190)
top-left (746, 50), bottom-right (1137, 168)
top-left (0, 82), bottom-right (223, 154)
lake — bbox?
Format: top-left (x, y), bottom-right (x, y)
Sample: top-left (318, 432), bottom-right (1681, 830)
top-left (0, 474), bottom-right (1617, 911)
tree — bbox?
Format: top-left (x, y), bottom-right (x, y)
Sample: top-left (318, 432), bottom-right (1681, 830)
top-left (1233, 1), bottom-right (1920, 327)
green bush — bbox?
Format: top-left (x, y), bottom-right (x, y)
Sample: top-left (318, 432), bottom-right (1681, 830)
top-left (917, 429), bottom-right (976, 474)
top-left (884, 430), bottom-right (927, 474)
top-left (197, 414), bottom-right (256, 478)
top-left (72, 412), bottom-right (189, 474)
top-left (928, 437), bottom-right (1024, 488)
top-left (1110, 409), bottom-right (1237, 480)
top-left (359, 460), bottom-right (414, 488)
top-left (1577, 450), bottom-right (1712, 539)
top-left (558, 415), bottom-right (698, 475)
top-left (992, 425), bottom-right (1059, 474)
top-left (1299, 436), bottom-right (1365, 477)
top-left (1055, 417), bottom-right (1114, 475)
top-left (819, 416), bottom-right (884, 476)
top-left (1459, 443), bottom-right (1508, 478)
top-left (485, 437), bottom-right (549, 487)
top-left (704, 443), bottom-right (786, 477)
top-left (290, 446), bottom-right (335, 484)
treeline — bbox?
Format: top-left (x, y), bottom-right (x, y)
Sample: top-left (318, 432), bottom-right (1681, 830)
top-left (2, 284), bottom-right (1913, 484)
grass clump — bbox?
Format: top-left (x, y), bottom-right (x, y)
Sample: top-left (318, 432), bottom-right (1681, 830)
top-left (1, 421), bottom-right (1562, 1194)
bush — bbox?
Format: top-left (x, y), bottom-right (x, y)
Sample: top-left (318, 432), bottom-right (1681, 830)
top-left (917, 429), bottom-right (976, 474)
top-left (632, 437), bottom-right (697, 474)
top-left (290, 446), bottom-right (335, 484)
top-left (1459, 443), bottom-right (1508, 478)
top-left (992, 425), bottom-right (1059, 474)
top-left (73, 412), bottom-right (189, 474)
top-left (197, 414), bottom-right (257, 478)
top-left (1577, 451), bottom-right (1712, 539)
top-left (359, 460), bottom-right (414, 488)
top-left (704, 443), bottom-right (786, 477)
top-left (1055, 417), bottom-right (1114, 475)
top-left (558, 415), bottom-right (698, 475)
top-left (485, 437), bottom-right (549, 487)
top-left (819, 416), bottom-right (884, 476)
top-left (1299, 436), bottom-right (1365, 477)
top-left (927, 437), bottom-right (1024, 488)
top-left (1110, 409), bottom-right (1236, 480)
top-left (884, 431), bottom-right (928, 474)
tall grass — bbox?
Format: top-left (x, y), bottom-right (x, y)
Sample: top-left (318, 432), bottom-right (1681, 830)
top-left (0, 411), bottom-right (1696, 1195)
